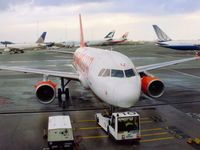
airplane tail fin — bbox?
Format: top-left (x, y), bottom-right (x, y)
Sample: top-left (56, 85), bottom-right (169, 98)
top-left (121, 32), bottom-right (129, 40)
top-left (36, 32), bottom-right (47, 43)
top-left (79, 14), bottom-right (86, 47)
top-left (104, 30), bottom-right (115, 39)
top-left (152, 25), bottom-right (171, 42)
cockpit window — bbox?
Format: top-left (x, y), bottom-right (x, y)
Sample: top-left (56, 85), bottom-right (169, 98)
top-left (111, 69), bottom-right (124, 78)
top-left (103, 69), bottom-right (110, 77)
top-left (98, 69), bottom-right (105, 76)
top-left (98, 68), bottom-right (134, 78)
top-left (125, 69), bottom-right (135, 77)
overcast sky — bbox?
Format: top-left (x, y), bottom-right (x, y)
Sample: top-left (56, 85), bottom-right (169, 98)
top-left (1, 0), bottom-right (200, 42)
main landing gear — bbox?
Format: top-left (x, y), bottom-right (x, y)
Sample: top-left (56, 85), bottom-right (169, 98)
top-left (58, 77), bottom-right (71, 109)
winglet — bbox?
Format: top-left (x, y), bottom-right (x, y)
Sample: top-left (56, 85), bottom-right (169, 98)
top-left (79, 14), bottom-right (85, 47)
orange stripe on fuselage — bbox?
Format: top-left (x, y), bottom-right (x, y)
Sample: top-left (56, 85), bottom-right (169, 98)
top-left (74, 50), bottom-right (94, 73)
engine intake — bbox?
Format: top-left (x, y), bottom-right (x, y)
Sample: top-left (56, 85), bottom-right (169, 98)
top-left (34, 81), bottom-right (56, 104)
top-left (141, 76), bottom-right (164, 98)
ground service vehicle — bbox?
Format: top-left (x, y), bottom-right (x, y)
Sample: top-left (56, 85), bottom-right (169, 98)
top-left (47, 115), bottom-right (74, 150)
top-left (96, 111), bottom-right (141, 141)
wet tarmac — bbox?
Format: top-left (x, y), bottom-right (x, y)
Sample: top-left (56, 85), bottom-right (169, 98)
top-left (0, 43), bottom-right (200, 150)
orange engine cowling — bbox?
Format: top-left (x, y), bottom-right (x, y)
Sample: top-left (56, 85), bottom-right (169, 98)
top-left (141, 76), bottom-right (164, 98)
top-left (34, 81), bottom-right (56, 104)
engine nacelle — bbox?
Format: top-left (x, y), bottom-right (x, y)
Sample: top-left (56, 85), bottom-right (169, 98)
top-left (34, 81), bottom-right (56, 104)
top-left (141, 76), bottom-right (164, 98)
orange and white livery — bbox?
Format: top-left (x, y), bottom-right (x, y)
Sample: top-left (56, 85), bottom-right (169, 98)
top-left (0, 15), bottom-right (199, 108)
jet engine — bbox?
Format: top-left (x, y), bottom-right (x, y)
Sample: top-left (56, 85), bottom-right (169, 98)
top-left (34, 81), bottom-right (56, 104)
top-left (141, 76), bottom-right (164, 98)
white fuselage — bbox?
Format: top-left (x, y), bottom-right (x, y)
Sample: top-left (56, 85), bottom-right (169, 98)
top-left (86, 39), bottom-right (112, 46)
top-left (73, 47), bottom-right (141, 108)
top-left (160, 40), bottom-right (200, 45)
top-left (0, 43), bottom-right (46, 52)
top-left (157, 40), bottom-right (200, 50)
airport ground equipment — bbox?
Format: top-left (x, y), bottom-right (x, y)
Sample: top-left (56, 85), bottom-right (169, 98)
top-left (47, 115), bottom-right (74, 150)
top-left (187, 138), bottom-right (200, 144)
top-left (96, 111), bottom-right (141, 141)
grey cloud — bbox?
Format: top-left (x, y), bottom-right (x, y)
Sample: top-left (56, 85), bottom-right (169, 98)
top-left (85, 0), bottom-right (200, 15)
top-left (0, 0), bottom-right (29, 10)
top-left (1, 0), bottom-right (200, 15)
top-left (32, 0), bottom-right (108, 7)
top-left (0, 0), bottom-right (109, 11)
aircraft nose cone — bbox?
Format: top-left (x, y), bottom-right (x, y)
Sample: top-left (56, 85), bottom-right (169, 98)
top-left (113, 83), bottom-right (140, 108)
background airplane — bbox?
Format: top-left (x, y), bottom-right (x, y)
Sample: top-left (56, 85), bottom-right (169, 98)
top-left (153, 25), bottom-right (200, 50)
top-left (0, 32), bottom-right (47, 53)
top-left (0, 41), bottom-right (14, 45)
top-left (105, 32), bottom-right (129, 45)
top-left (53, 41), bottom-right (79, 48)
top-left (85, 30), bottom-right (115, 46)
top-left (0, 15), bottom-right (199, 109)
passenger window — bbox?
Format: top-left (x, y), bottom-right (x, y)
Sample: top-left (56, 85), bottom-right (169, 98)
top-left (125, 69), bottom-right (135, 77)
top-left (98, 69), bottom-right (105, 76)
top-left (111, 69), bottom-right (124, 78)
top-left (103, 69), bottom-right (110, 77)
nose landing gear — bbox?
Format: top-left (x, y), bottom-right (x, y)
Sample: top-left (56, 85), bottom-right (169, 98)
top-left (58, 77), bottom-right (71, 109)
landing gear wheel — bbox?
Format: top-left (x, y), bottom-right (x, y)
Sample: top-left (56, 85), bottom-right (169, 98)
top-left (57, 78), bottom-right (71, 108)
top-left (65, 88), bottom-right (69, 101)
top-left (58, 88), bottom-right (62, 107)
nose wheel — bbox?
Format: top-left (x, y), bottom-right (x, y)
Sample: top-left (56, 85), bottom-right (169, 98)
top-left (109, 106), bottom-right (116, 114)
top-left (104, 105), bottom-right (116, 117)
top-left (57, 78), bottom-right (71, 109)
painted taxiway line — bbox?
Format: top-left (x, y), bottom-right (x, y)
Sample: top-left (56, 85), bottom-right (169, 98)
top-left (82, 132), bottom-right (172, 141)
top-left (141, 120), bottom-right (153, 123)
top-left (142, 132), bottom-right (168, 137)
top-left (141, 128), bottom-right (163, 132)
top-left (140, 117), bottom-right (149, 120)
top-left (79, 127), bottom-right (102, 130)
top-left (79, 127), bottom-right (163, 132)
top-left (140, 137), bottom-right (174, 142)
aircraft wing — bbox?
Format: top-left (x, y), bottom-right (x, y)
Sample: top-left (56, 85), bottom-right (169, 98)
top-left (136, 56), bottom-right (199, 73)
top-left (49, 50), bottom-right (74, 54)
top-left (0, 66), bottom-right (79, 80)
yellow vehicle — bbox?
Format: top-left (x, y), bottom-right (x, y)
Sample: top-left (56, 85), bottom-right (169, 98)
top-left (187, 138), bottom-right (200, 144)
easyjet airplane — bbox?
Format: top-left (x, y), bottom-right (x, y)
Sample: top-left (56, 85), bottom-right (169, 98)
top-left (0, 15), bottom-right (199, 108)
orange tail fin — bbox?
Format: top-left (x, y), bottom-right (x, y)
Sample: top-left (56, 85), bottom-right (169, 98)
top-left (79, 14), bottom-right (85, 47)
